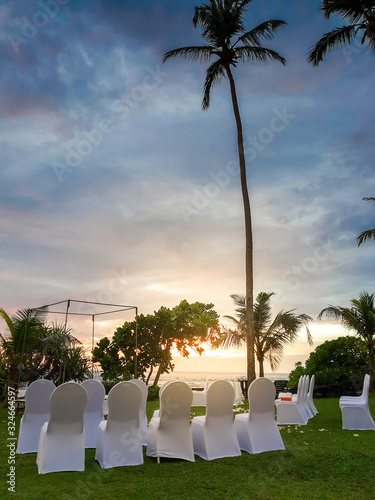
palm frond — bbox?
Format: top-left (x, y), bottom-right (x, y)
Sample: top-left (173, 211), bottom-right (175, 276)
top-left (357, 228), bottom-right (375, 246)
top-left (212, 326), bottom-right (246, 350)
top-left (233, 45), bottom-right (286, 64)
top-left (308, 25), bottom-right (359, 65)
top-left (0, 308), bottom-right (15, 336)
top-left (163, 46), bottom-right (214, 63)
top-left (202, 60), bottom-right (226, 109)
top-left (321, 0), bottom-right (370, 23)
top-left (236, 20), bottom-right (287, 45)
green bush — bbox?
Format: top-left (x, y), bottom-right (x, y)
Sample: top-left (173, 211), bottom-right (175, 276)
top-left (288, 336), bottom-right (368, 396)
top-left (147, 385), bottom-right (160, 401)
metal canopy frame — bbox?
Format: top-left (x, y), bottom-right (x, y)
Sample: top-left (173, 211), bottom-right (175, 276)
top-left (34, 299), bottom-right (138, 377)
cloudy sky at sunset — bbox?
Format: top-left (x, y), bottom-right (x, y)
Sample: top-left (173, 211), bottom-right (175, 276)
top-left (1, 0), bottom-right (374, 373)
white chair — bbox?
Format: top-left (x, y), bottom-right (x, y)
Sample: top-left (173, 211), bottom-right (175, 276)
top-left (191, 380), bottom-right (241, 460)
top-left (339, 374), bottom-right (375, 430)
top-left (37, 382), bottom-right (87, 474)
top-left (340, 374), bottom-right (370, 405)
top-left (275, 375), bottom-right (309, 425)
top-left (306, 374), bottom-right (318, 417)
top-left (191, 377), bottom-right (210, 407)
top-left (147, 381), bottom-right (194, 462)
top-left (293, 375), bottom-right (313, 419)
top-left (95, 381), bottom-right (143, 468)
top-left (16, 379), bottom-right (56, 454)
top-left (81, 379), bottom-right (105, 448)
top-left (129, 378), bottom-right (148, 446)
top-left (235, 378), bottom-right (285, 454)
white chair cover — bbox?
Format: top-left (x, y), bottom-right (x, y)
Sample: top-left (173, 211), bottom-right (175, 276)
top-left (81, 379), bottom-right (105, 448)
top-left (16, 379), bottom-right (56, 454)
top-left (235, 378), bottom-right (285, 454)
top-left (339, 374), bottom-right (375, 430)
top-left (275, 375), bottom-right (309, 425)
top-left (151, 380), bottom-right (178, 419)
top-left (191, 377), bottom-right (210, 407)
top-left (37, 382), bottom-right (87, 474)
top-left (147, 381), bottom-right (194, 462)
top-left (129, 379), bottom-right (149, 446)
top-left (306, 374), bottom-right (318, 417)
top-left (191, 380), bottom-right (241, 460)
top-left (233, 380), bottom-right (244, 406)
top-left (95, 381), bottom-right (143, 468)
top-left (291, 375), bottom-right (312, 416)
top-left (340, 374), bottom-right (369, 405)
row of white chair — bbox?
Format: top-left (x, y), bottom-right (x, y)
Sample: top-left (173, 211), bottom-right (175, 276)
top-left (17, 377), bottom-right (285, 473)
top-left (274, 375), bottom-right (317, 425)
top-left (147, 378), bottom-right (284, 462)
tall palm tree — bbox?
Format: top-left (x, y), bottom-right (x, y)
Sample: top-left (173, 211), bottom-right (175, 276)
top-left (318, 291), bottom-right (375, 391)
top-left (357, 197), bottom-right (375, 246)
top-left (308, 0), bottom-right (375, 65)
top-left (163, 0), bottom-right (287, 384)
top-left (216, 292), bottom-right (312, 377)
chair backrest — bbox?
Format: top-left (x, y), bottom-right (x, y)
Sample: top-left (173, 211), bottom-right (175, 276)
top-left (159, 381), bottom-right (192, 424)
top-left (107, 381), bottom-right (142, 431)
top-left (295, 375), bottom-right (306, 403)
top-left (129, 379), bottom-right (148, 410)
top-left (81, 379), bottom-right (105, 413)
top-left (24, 379), bottom-right (55, 415)
top-left (308, 374), bottom-right (315, 397)
top-left (205, 380), bottom-right (234, 423)
top-left (48, 382), bottom-right (87, 433)
top-left (362, 374), bottom-right (370, 403)
top-left (302, 375), bottom-right (310, 401)
top-left (248, 378), bottom-right (276, 415)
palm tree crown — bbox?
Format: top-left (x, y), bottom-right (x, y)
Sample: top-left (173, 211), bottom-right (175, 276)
top-left (216, 292), bottom-right (312, 377)
top-left (163, 0), bottom-right (287, 385)
top-left (308, 0), bottom-right (375, 65)
top-left (318, 291), bottom-right (375, 391)
top-left (164, 0), bottom-right (286, 109)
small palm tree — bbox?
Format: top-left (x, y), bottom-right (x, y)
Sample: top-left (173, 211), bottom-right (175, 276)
top-left (318, 291), bottom-right (375, 391)
top-left (308, 0), bottom-right (375, 65)
top-left (357, 197), bottom-right (375, 246)
top-left (163, 0), bottom-right (287, 384)
top-left (216, 292), bottom-right (313, 377)
top-left (0, 308), bottom-right (47, 389)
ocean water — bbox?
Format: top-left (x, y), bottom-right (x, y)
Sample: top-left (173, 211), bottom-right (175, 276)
top-left (154, 371), bottom-right (290, 388)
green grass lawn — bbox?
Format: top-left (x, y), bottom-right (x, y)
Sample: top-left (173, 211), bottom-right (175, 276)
top-left (1, 396), bottom-right (375, 500)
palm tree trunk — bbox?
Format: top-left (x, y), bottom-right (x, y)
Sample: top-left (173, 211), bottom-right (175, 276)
top-left (226, 65), bottom-right (256, 385)
top-left (258, 356), bottom-right (265, 378)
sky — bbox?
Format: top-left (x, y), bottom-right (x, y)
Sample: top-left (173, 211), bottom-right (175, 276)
top-left (1, 0), bottom-right (374, 374)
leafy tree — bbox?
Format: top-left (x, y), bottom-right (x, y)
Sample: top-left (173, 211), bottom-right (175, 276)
top-left (94, 300), bottom-right (220, 386)
top-left (163, 0), bottom-right (287, 384)
top-left (288, 361), bottom-right (306, 388)
top-left (93, 314), bottom-right (168, 383)
top-left (288, 336), bottom-right (368, 391)
top-left (308, 0), bottom-right (375, 65)
top-left (214, 292), bottom-right (312, 377)
top-left (357, 197), bottom-right (375, 246)
top-left (0, 308), bottom-right (91, 389)
top-left (0, 307), bottom-right (47, 389)
top-left (318, 291), bottom-right (375, 391)
top-left (41, 323), bottom-right (91, 385)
